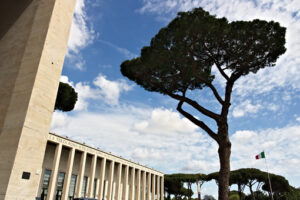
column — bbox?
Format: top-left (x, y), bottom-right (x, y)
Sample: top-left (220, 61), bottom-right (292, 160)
top-left (122, 165), bottom-right (129, 200)
top-left (95, 179), bottom-right (100, 198)
top-left (156, 175), bottom-right (160, 200)
top-left (142, 171), bottom-right (146, 200)
top-left (147, 173), bottom-right (151, 200)
top-left (160, 176), bottom-right (164, 200)
top-left (98, 158), bottom-right (107, 200)
top-left (46, 143), bottom-right (62, 200)
top-left (129, 167), bottom-right (135, 200)
top-left (115, 163), bottom-right (122, 200)
top-left (104, 180), bottom-right (109, 200)
top-left (151, 174), bottom-right (155, 200)
top-left (86, 177), bottom-right (90, 197)
top-left (87, 154), bottom-right (97, 197)
top-left (75, 151), bottom-right (87, 198)
top-left (62, 148), bottom-right (75, 200)
top-left (135, 169), bottom-right (141, 200)
top-left (107, 161), bottom-right (115, 200)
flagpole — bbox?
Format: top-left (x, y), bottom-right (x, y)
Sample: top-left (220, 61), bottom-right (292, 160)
top-left (264, 151), bottom-right (274, 200)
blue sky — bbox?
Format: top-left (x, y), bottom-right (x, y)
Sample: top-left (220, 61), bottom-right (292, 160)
top-left (51, 0), bottom-right (300, 197)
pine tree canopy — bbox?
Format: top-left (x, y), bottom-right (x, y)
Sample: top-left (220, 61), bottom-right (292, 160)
top-left (121, 7), bottom-right (286, 96)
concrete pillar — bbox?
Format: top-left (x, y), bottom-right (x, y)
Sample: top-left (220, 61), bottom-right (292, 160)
top-left (115, 164), bottom-right (122, 200)
top-left (61, 148), bottom-right (75, 200)
top-left (151, 174), bottom-right (155, 200)
top-left (112, 182), bottom-right (116, 200)
top-left (142, 171), bottom-right (146, 200)
top-left (0, 0), bottom-right (76, 198)
top-left (156, 175), bottom-right (160, 200)
top-left (129, 167), bottom-right (135, 200)
top-left (46, 143), bottom-right (62, 200)
top-left (135, 169), bottom-right (141, 200)
top-left (98, 158), bottom-right (106, 200)
top-left (75, 151), bottom-right (87, 198)
top-left (107, 161), bottom-right (115, 200)
top-left (87, 154), bottom-right (97, 197)
top-left (95, 179), bottom-right (100, 198)
top-left (160, 176), bottom-right (164, 200)
top-left (147, 173), bottom-right (151, 200)
top-left (104, 180), bottom-right (108, 200)
top-left (122, 165), bottom-right (129, 200)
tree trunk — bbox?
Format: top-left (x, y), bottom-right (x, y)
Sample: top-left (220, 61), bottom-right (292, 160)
top-left (249, 184), bottom-right (255, 200)
top-left (218, 141), bottom-right (231, 200)
top-left (238, 184), bottom-right (243, 200)
top-left (188, 182), bottom-right (192, 200)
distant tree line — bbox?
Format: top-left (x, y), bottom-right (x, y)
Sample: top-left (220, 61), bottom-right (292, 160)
top-left (164, 168), bottom-right (300, 200)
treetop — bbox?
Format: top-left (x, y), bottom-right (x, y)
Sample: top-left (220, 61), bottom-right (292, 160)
top-left (121, 7), bottom-right (286, 96)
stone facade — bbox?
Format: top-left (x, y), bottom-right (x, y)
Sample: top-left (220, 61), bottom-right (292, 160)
top-left (0, 1), bottom-right (164, 200)
top-left (38, 133), bottom-right (164, 200)
top-left (0, 0), bottom-right (76, 199)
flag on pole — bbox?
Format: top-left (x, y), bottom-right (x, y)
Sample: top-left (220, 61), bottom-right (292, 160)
top-left (255, 151), bottom-right (265, 159)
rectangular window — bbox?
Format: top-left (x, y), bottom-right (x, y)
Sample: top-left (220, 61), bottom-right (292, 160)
top-left (57, 172), bottom-right (65, 190)
top-left (40, 169), bottom-right (52, 199)
top-left (81, 176), bottom-right (88, 197)
top-left (56, 172), bottom-right (65, 200)
top-left (69, 174), bottom-right (77, 200)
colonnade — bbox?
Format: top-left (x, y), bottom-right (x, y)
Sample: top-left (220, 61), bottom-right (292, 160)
top-left (40, 134), bottom-right (164, 200)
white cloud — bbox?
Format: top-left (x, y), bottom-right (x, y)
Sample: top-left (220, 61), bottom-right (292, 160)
top-left (93, 74), bottom-right (133, 105)
top-left (232, 100), bottom-right (262, 118)
top-left (133, 108), bottom-right (198, 136)
top-left (73, 82), bottom-right (100, 111)
top-left (65, 0), bottom-right (96, 71)
top-left (230, 125), bottom-right (300, 181)
top-left (139, 0), bottom-right (300, 98)
top-left (74, 60), bottom-right (86, 71)
top-left (67, 0), bottom-right (95, 56)
top-left (51, 111), bottom-right (69, 130)
top-left (60, 75), bottom-right (72, 85)
top-left (51, 98), bottom-right (300, 187)
top-left (181, 160), bottom-right (219, 173)
top-left (60, 74), bottom-right (133, 111)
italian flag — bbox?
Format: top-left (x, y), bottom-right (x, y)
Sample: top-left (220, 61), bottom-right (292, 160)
top-left (255, 151), bottom-right (266, 159)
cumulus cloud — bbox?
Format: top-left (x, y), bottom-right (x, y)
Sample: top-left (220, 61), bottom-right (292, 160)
top-left (60, 74), bottom-right (133, 111)
top-left (232, 100), bottom-right (262, 118)
top-left (51, 111), bottom-right (69, 130)
top-left (230, 126), bottom-right (300, 180)
top-left (133, 108), bottom-right (198, 136)
top-left (93, 74), bottom-right (133, 105)
top-left (138, 0), bottom-right (300, 98)
top-left (51, 97), bottom-right (300, 188)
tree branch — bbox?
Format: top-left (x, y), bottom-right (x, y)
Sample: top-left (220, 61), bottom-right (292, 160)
top-left (216, 64), bottom-right (230, 81)
top-left (202, 43), bottom-right (230, 81)
top-left (166, 92), bottom-right (220, 121)
top-left (206, 82), bottom-right (225, 105)
top-left (187, 42), bottom-right (225, 105)
top-left (177, 101), bottom-right (219, 143)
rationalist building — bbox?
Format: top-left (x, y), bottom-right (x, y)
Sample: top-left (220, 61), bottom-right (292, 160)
top-left (38, 133), bottom-right (164, 200)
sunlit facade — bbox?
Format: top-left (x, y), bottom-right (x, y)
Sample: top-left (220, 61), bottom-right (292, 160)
top-left (37, 133), bottom-right (164, 200)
